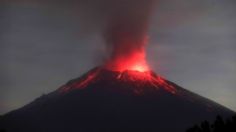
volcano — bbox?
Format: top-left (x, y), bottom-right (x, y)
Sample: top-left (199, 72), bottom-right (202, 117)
top-left (0, 67), bottom-right (234, 132)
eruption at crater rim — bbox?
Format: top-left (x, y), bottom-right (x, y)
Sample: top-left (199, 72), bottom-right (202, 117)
top-left (104, 49), bottom-right (150, 72)
top-left (61, 0), bottom-right (159, 93)
top-left (103, 0), bottom-right (153, 73)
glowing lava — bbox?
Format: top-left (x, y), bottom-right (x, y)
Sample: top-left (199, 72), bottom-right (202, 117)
top-left (59, 67), bottom-right (177, 95)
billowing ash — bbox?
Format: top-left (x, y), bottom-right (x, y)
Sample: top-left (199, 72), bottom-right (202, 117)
top-left (103, 0), bottom-right (154, 72)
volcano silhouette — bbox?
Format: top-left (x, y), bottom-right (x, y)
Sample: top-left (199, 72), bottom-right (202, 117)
top-left (0, 67), bottom-right (235, 132)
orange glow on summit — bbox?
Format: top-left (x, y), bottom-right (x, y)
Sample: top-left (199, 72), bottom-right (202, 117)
top-left (105, 34), bottom-right (150, 72)
top-left (105, 50), bottom-right (150, 72)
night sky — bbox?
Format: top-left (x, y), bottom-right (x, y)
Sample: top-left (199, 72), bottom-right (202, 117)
top-left (1, 0), bottom-right (236, 114)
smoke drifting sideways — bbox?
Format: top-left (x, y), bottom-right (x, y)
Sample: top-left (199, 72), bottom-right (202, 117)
top-left (15, 0), bottom-right (155, 72)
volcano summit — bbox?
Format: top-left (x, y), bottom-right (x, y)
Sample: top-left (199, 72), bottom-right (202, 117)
top-left (0, 67), bottom-right (234, 132)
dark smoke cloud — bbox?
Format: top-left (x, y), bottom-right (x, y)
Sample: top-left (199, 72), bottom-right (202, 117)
top-left (18, 0), bottom-right (154, 63)
top-left (103, 0), bottom-right (154, 61)
top-left (77, 0), bottom-right (154, 64)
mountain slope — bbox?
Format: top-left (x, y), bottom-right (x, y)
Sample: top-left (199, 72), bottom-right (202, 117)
top-left (0, 67), bottom-right (235, 132)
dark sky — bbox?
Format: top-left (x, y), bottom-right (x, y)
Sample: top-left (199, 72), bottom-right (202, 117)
top-left (1, 0), bottom-right (236, 114)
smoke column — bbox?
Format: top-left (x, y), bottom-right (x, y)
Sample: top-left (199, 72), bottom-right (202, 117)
top-left (104, 0), bottom-right (154, 72)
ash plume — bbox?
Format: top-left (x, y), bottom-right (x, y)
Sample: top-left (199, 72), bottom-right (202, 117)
top-left (48, 0), bottom-right (154, 68)
top-left (103, 0), bottom-right (154, 70)
top-left (103, 0), bottom-right (154, 55)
